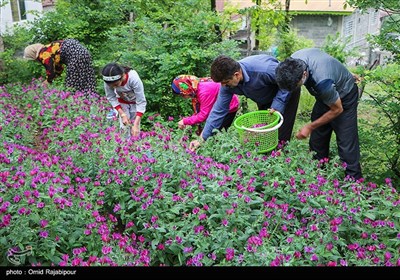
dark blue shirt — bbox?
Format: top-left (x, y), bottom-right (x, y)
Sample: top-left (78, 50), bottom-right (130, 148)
top-left (202, 55), bottom-right (290, 140)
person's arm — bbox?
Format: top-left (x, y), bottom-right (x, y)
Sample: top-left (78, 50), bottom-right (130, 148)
top-left (104, 84), bottom-right (120, 109)
top-left (201, 88), bottom-right (233, 140)
top-left (129, 71), bottom-right (146, 137)
top-left (131, 115), bottom-right (142, 137)
top-left (42, 55), bottom-right (60, 83)
top-left (271, 88), bottom-right (291, 113)
top-left (183, 95), bottom-right (214, 126)
top-left (104, 84), bottom-right (130, 125)
top-left (296, 98), bottom-right (343, 139)
top-left (188, 88), bottom-right (232, 152)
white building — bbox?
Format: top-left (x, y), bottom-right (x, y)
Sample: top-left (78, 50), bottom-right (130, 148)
top-left (0, 0), bottom-right (48, 35)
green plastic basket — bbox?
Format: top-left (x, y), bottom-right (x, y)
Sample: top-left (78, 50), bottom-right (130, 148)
top-left (234, 110), bottom-right (283, 153)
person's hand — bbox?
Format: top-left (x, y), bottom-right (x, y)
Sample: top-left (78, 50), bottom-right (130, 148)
top-left (189, 140), bottom-right (202, 152)
top-left (120, 114), bottom-right (130, 126)
top-left (178, 120), bottom-right (185, 130)
top-left (296, 124), bottom-right (312, 139)
top-left (352, 73), bottom-right (362, 83)
top-left (131, 124), bottom-right (140, 137)
top-left (268, 108), bottom-right (276, 114)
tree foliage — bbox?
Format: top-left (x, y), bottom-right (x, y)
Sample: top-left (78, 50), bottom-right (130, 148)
top-left (345, 0), bottom-right (400, 183)
top-left (96, 0), bottom-right (240, 118)
top-left (25, 0), bottom-right (133, 56)
top-left (322, 32), bottom-right (359, 63)
top-left (359, 63), bottom-right (400, 181)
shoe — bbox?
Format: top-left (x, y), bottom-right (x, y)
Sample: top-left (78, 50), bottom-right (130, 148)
top-left (106, 109), bottom-right (116, 120)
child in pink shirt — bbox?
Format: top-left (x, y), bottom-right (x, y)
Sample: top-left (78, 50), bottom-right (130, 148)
top-left (171, 75), bottom-right (240, 135)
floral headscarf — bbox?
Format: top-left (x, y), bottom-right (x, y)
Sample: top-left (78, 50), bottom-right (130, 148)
top-left (171, 75), bottom-right (213, 113)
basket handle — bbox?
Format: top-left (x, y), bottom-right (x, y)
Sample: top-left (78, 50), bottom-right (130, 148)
top-left (241, 111), bottom-right (284, 132)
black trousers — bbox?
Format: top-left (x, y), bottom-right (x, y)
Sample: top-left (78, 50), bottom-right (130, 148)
top-left (309, 84), bottom-right (362, 180)
top-left (257, 87), bottom-right (301, 142)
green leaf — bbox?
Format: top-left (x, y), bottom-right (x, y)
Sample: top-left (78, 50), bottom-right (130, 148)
top-left (363, 212), bottom-right (376, 220)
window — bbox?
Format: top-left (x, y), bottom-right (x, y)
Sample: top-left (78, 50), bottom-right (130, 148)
top-left (372, 10), bottom-right (378, 24)
top-left (344, 19), bottom-right (354, 38)
top-left (10, 0), bottom-right (27, 22)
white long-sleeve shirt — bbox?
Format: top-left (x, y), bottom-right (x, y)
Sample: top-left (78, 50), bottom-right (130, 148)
top-left (104, 70), bottom-right (147, 116)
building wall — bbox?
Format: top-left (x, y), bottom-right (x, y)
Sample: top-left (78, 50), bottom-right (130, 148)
top-left (291, 14), bottom-right (342, 48)
top-left (343, 9), bottom-right (381, 49)
top-left (294, 10), bottom-right (384, 65)
top-left (0, 0), bottom-right (43, 34)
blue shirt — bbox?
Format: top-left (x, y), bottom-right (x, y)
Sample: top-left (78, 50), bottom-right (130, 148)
top-left (202, 55), bottom-right (290, 140)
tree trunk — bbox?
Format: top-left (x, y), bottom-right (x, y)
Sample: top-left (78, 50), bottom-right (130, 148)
top-left (254, 0), bottom-right (261, 50)
top-left (246, 12), bottom-right (252, 56)
top-left (211, 0), bottom-right (222, 40)
top-left (284, 0), bottom-right (291, 32)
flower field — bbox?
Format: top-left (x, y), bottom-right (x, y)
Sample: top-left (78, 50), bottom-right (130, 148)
top-left (0, 81), bottom-right (399, 266)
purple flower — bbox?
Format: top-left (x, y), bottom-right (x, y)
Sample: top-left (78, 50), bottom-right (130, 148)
top-left (208, 253), bottom-right (217, 261)
top-left (310, 224), bottom-right (318, 231)
top-left (384, 252), bottom-right (392, 260)
top-left (347, 243), bottom-right (359, 251)
top-left (183, 247), bottom-right (193, 254)
top-left (310, 254), bottom-right (318, 261)
top-left (194, 225), bottom-right (204, 234)
top-left (113, 204), bottom-right (121, 212)
top-left (39, 231), bottom-right (48, 238)
top-left (293, 251), bottom-right (302, 258)
top-left (175, 236), bottom-right (183, 244)
top-left (225, 248), bottom-right (235, 261)
top-left (198, 213), bottom-right (207, 220)
top-left (36, 202), bottom-right (45, 209)
top-left (304, 246), bottom-right (314, 253)
top-left (40, 220), bottom-right (48, 228)
top-left (327, 261), bottom-right (337, 266)
top-left (102, 246), bottom-right (112, 255)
